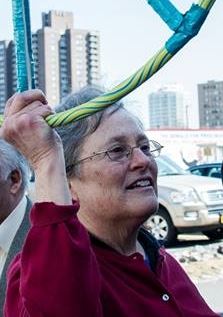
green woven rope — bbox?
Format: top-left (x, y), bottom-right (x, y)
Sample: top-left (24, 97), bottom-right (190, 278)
top-left (0, 0), bottom-right (216, 127)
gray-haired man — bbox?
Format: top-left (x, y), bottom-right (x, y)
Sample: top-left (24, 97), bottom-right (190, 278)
top-left (0, 139), bottom-right (32, 315)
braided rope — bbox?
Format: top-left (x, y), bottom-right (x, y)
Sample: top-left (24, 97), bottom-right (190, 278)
top-left (12, 0), bottom-right (35, 91)
top-left (0, 0), bottom-right (216, 127)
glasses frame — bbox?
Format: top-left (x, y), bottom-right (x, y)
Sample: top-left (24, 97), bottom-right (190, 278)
top-left (66, 140), bottom-right (163, 173)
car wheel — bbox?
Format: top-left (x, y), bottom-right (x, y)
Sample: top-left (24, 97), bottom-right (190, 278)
top-left (203, 228), bottom-right (223, 241)
top-left (144, 207), bottom-right (177, 245)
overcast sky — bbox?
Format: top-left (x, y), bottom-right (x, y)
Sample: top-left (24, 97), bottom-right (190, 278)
top-left (1, 0), bottom-right (222, 125)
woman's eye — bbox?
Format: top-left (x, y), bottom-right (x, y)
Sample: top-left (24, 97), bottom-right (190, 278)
top-left (109, 146), bottom-right (125, 153)
top-left (140, 144), bottom-right (150, 154)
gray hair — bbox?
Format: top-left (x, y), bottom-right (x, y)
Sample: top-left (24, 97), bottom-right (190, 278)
top-left (56, 85), bottom-right (125, 178)
top-left (0, 139), bottom-right (30, 191)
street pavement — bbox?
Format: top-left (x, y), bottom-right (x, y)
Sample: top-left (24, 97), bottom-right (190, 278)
top-left (168, 234), bottom-right (223, 316)
top-left (196, 278), bottom-right (223, 316)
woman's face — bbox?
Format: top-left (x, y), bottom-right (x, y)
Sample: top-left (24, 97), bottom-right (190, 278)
top-left (70, 109), bottom-right (158, 224)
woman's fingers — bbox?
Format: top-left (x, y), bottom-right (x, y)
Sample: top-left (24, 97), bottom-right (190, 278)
top-left (4, 89), bottom-right (47, 117)
top-left (14, 100), bottom-right (54, 118)
top-left (1, 90), bottom-right (63, 170)
top-left (2, 99), bottom-right (53, 139)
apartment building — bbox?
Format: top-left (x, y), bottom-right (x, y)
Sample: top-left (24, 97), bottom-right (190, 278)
top-left (198, 80), bottom-right (223, 128)
top-left (148, 84), bottom-right (188, 129)
top-left (0, 10), bottom-right (100, 112)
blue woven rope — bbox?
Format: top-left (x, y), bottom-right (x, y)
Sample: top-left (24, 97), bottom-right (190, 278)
top-left (165, 4), bottom-right (208, 54)
top-left (12, 0), bottom-right (35, 92)
top-left (147, 0), bottom-right (183, 31)
top-left (24, 0), bottom-right (35, 89)
top-left (147, 1), bottom-right (210, 55)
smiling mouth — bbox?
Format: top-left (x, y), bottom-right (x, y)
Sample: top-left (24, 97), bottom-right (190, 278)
top-left (126, 179), bottom-right (152, 190)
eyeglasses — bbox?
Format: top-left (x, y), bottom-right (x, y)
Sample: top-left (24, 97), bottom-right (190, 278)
top-left (66, 140), bottom-right (163, 173)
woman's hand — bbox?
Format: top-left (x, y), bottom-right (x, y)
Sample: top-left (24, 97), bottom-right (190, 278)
top-left (1, 90), bottom-right (72, 204)
top-left (1, 89), bottom-right (60, 169)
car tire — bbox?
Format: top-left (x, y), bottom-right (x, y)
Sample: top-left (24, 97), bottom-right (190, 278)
top-left (144, 207), bottom-right (177, 246)
top-left (203, 228), bottom-right (223, 241)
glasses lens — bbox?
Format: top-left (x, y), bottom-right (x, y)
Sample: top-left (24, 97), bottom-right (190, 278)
top-left (107, 145), bottom-right (129, 161)
top-left (139, 144), bottom-right (151, 156)
top-left (107, 141), bottom-right (163, 161)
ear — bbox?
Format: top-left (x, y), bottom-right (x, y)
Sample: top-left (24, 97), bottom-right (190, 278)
top-left (68, 179), bottom-right (79, 201)
top-left (9, 169), bottom-right (23, 194)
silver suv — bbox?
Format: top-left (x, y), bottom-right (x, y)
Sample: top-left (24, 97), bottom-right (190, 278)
top-left (144, 155), bottom-right (223, 245)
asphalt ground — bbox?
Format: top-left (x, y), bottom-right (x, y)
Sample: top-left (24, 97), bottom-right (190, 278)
top-left (167, 233), bottom-right (223, 316)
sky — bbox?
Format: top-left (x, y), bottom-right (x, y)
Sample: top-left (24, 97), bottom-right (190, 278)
top-left (0, 0), bottom-right (222, 126)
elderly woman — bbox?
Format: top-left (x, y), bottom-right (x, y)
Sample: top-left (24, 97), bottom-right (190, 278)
top-left (2, 87), bottom-right (219, 317)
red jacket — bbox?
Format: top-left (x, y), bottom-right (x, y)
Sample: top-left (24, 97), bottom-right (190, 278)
top-left (4, 202), bottom-right (219, 317)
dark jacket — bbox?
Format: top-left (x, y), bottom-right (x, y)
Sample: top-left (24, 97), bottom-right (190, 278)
top-left (0, 196), bottom-right (32, 316)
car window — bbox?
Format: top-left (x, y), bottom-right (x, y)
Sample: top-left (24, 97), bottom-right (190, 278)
top-left (156, 156), bottom-right (187, 176)
top-left (190, 168), bottom-right (202, 176)
top-left (191, 167), bottom-right (210, 176)
top-left (208, 167), bottom-right (221, 178)
top-left (189, 165), bottom-right (222, 178)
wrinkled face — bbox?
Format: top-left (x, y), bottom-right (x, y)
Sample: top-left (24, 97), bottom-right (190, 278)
top-left (70, 109), bottom-right (158, 224)
top-left (0, 170), bottom-right (11, 223)
top-left (0, 167), bottom-right (23, 223)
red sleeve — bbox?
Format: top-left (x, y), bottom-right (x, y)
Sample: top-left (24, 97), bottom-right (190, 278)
top-left (4, 202), bottom-right (103, 317)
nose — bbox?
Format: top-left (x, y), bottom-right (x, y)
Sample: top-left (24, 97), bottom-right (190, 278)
top-left (128, 147), bottom-right (151, 170)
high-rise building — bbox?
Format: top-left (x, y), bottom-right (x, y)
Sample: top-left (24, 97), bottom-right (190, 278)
top-left (198, 80), bottom-right (223, 128)
top-left (34, 10), bottom-right (101, 106)
top-left (0, 10), bottom-right (101, 113)
top-left (148, 85), bottom-right (188, 129)
top-left (0, 41), bottom-right (17, 114)
top-left (0, 41), bottom-right (8, 114)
